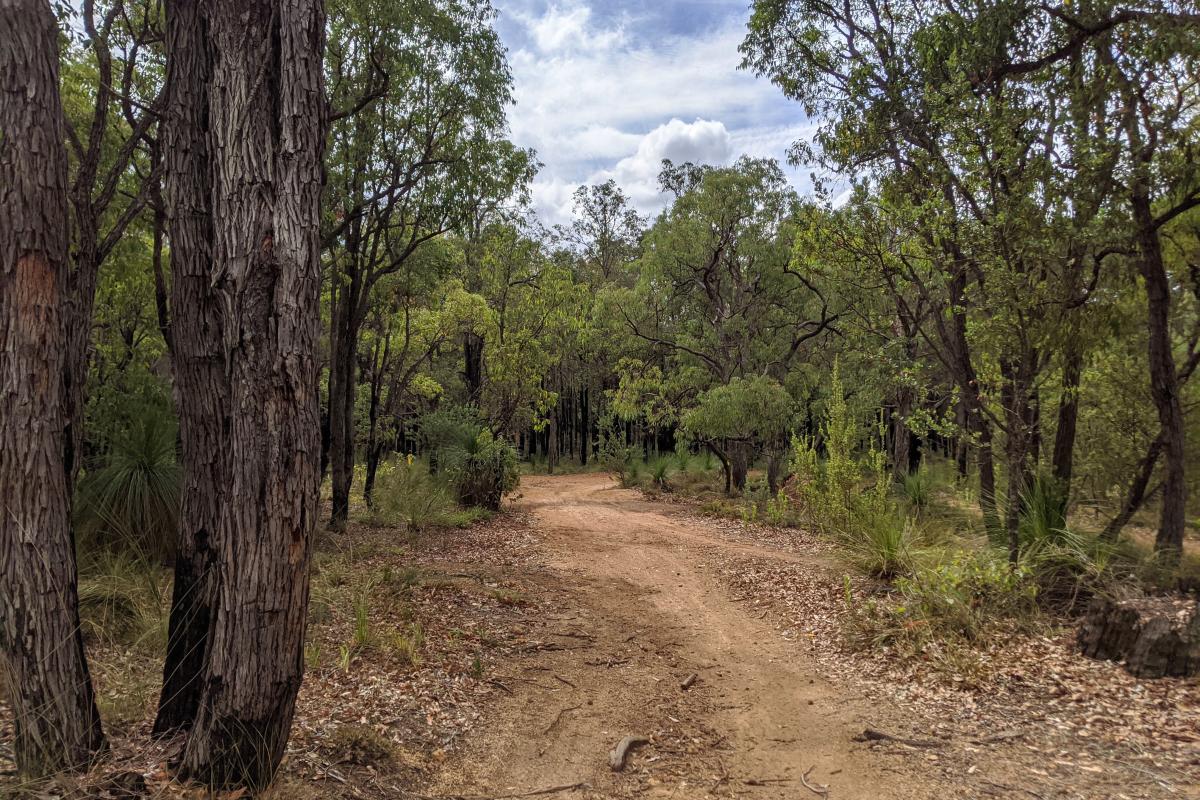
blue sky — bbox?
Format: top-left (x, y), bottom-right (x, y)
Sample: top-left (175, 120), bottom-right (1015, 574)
top-left (491, 0), bottom-right (816, 225)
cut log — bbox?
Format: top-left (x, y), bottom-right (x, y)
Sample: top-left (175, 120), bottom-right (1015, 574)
top-left (1077, 596), bottom-right (1199, 678)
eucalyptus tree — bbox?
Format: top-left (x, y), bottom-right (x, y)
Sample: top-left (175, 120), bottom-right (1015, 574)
top-left (744, 0), bottom-right (1200, 558)
top-left (612, 157), bottom-right (838, 488)
top-left (567, 179), bottom-right (646, 285)
top-left (0, 0), bottom-right (105, 776)
top-left (323, 0), bottom-right (528, 526)
top-left (150, 0), bottom-right (327, 788)
top-left (59, 0), bottom-right (163, 484)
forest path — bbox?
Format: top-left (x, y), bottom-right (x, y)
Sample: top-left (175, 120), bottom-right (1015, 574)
top-left (428, 474), bottom-right (942, 799)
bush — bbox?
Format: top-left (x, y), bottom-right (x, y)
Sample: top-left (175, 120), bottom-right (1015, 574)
top-left (76, 410), bottom-right (181, 562)
top-left (420, 408), bottom-right (520, 510)
top-left (850, 550), bottom-right (1040, 651)
top-left (901, 467), bottom-right (932, 512)
top-left (443, 430), bottom-right (520, 510)
top-left (371, 459), bottom-right (460, 531)
top-left (648, 457), bottom-right (674, 490)
top-left (846, 511), bottom-right (917, 580)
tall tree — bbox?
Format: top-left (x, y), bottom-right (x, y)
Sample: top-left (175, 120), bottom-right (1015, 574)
top-left (153, 0), bottom-right (223, 736)
top-left (165, 0), bottom-right (327, 788)
top-left (0, 0), bottom-right (105, 776)
top-left (323, 0), bottom-right (524, 527)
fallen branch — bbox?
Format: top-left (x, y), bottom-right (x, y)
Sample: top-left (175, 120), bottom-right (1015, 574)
top-left (554, 674), bottom-right (577, 689)
top-left (609, 735), bottom-right (649, 771)
top-left (543, 704), bottom-right (583, 735)
top-left (800, 766), bottom-right (830, 799)
top-left (854, 727), bottom-right (943, 749)
top-left (680, 672), bottom-right (698, 690)
top-left (488, 679), bottom-right (513, 695)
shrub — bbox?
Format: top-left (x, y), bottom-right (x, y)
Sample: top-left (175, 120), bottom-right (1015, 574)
top-left (648, 457), bottom-right (674, 490)
top-left (371, 459), bottom-right (460, 531)
top-left (442, 430), bottom-right (520, 510)
top-left (420, 408), bottom-right (520, 510)
top-left (846, 512), bottom-right (917, 580)
top-left (75, 410), bottom-right (181, 562)
top-left (850, 551), bottom-right (1040, 651)
top-left (901, 467), bottom-right (932, 512)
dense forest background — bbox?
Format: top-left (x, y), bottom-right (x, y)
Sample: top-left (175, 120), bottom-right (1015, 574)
top-left (1, 0), bottom-right (1199, 794)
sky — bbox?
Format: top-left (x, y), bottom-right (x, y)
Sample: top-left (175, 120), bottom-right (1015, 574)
top-left (491, 0), bottom-right (816, 226)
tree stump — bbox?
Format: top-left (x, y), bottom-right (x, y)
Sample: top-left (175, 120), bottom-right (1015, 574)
top-left (1077, 596), bottom-right (1200, 678)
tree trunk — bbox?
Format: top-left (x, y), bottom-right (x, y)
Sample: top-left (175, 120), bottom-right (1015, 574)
top-left (177, 0), bottom-right (326, 789)
top-left (1132, 191), bottom-right (1187, 559)
top-left (1001, 357), bottom-right (1036, 563)
top-left (547, 406), bottom-right (559, 474)
top-left (580, 387), bottom-right (589, 466)
top-left (0, 0), bottom-right (105, 774)
top-left (155, 0), bottom-right (226, 737)
top-left (463, 330), bottom-right (484, 401)
top-left (729, 442), bottom-right (749, 494)
top-left (328, 283), bottom-right (358, 528)
top-left (891, 388), bottom-right (914, 480)
top-left (1051, 346), bottom-right (1083, 498)
top-left (1102, 433), bottom-right (1165, 542)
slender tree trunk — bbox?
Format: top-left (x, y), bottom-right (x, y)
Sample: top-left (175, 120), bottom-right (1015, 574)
top-left (547, 406), bottom-right (559, 474)
top-left (729, 442), bottom-right (749, 494)
top-left (1052, 348), bottom-right (1082, 488)
top-left (1102, 433), bottom-right (1165, 542)
top-left (1132, 192), bottom-right (1187, 559)
top-left (0, 0), bottom-right (105, 775)
top-left (178, 0), bottom-right (326, 788)
top-left (463, 330), bottom-right (484, 401)
top-left (580, 387), bottom-right (589, 466)
top-left (1001, 358), bottom-right (1036, 563)
top-left (328, 285), bottom-right (358, 528)
top-left (155, 0), bottom-right (226, 737)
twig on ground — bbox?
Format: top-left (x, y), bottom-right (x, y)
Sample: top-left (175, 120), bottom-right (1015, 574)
top-left (553, 674), bottom-right (577, 689)
top-left (680, 672), bottom-right (698, 690)
top-left (543, 704), bottom-right (583, 734)
top-left (854, 727), bottom-right (943, 749)
top-left (800, 766), bottom-right (830, 798)
top-left (488, 679), bottom-right (513, 695)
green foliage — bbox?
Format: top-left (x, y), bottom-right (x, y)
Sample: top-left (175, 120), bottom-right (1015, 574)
top-left (370, 459), bottom-right (461, 532)
top-left (901, 468), bottom-right (933, 512)
top-left (75, 409), bottom-right (181, 562)
top-left (420, 408), bottom-right (520, 510)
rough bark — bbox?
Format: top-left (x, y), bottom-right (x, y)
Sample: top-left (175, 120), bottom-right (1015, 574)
top-left (1051, 346), bottom-right (1082, 497)
top-left (1101, 434), bottom-right (1164, 543)
top-left (1079, 597), bottom-right (1199, 678)
top-left (155, 0), bottom-right (224, 736)
top-left (0, 0), bottom-right (106, 775)
top-left (177, 0), bottom-right (326, 789)
top-left (328, 275), bottom-right (359, 527)
top-left (1132, 191), bottom-right (1187, 559)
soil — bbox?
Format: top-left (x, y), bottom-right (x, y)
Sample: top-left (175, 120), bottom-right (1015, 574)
top-left (426, 474), bottom-right (945, 799)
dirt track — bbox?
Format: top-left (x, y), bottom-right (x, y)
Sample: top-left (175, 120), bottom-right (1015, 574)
top-left (430, 474), bottom-right (942, 799)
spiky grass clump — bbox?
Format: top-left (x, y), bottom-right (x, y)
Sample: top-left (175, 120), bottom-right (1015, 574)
top-left (76, 411), bottom-right (181, 562)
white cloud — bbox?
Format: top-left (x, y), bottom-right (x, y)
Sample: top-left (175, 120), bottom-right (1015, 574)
top-left (599, 118), bottom-right (733, 207)
top-left (515, 1), bottom-right (626, 53)
top-left (497, 1), bottom-right (814, 226)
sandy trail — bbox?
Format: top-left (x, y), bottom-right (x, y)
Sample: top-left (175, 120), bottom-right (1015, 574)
top-left (431, 473), bottom-right (940, 799)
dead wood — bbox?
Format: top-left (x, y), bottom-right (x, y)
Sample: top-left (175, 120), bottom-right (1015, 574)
top-left (680, 672), bottom-right (699, 690)
top-left (854, 727), bottom-right (944, 749)
top-left (609, 735), bottom-right (650, 771)
top-left (800, 766), bottom-right (830, 799)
